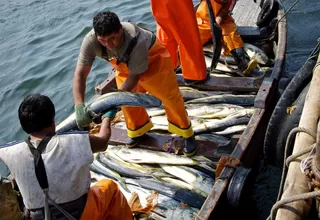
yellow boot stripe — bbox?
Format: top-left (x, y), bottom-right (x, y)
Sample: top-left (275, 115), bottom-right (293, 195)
top-left (127, 120), bottom-right (153, 138)
top-left (168, 122), bottom-right (194, 138)
top-left (243, 59), bottom-right (258, 75)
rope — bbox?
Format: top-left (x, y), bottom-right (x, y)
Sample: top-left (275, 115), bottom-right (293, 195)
top-left (267, 190), bottom-right (320, 220)
top-left (269, 0), bottom-right (299, 41)
top-left (276, 127), bottom-right (316, 201)
top-left (308, 38), bottom-right (320, 62)
top-left (300, 144), bottom-right (316, 174)
top-left (274, 0), bottom-right (299, 30)
top-left (312, 41), bottom-right (320, 72)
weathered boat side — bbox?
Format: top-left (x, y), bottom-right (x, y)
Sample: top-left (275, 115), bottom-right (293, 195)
top-left (196, 2), bottom-right (287, 219)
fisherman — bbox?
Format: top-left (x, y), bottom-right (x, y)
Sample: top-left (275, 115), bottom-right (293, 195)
top-left (195, 0), bottom-right (258, 75)
top-left (0, 94), bottom-right (132, 219)
top-left (72, 11), bottom-right (197, 156)
top-left (150, 0), bottom-right (210, 85)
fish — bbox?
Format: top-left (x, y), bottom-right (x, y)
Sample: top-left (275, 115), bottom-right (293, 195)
top-left (205, 55), bottom-right (228, 73)
top-left (213, 124), bottom-right (247, 136)
top-left (204, 43), bottom-right (270, 65)
top-left (185, 103), bottom-right (244, 117)
top-left (195, 133), bottom-right (230, 144)
top-left (193, 109), bottom-right (255, 134)
top-left (88, 160), bottom-right (130, 192)
top-left (150, 115), bottom-right (206, 128)
top-left (112, 121), bottom-right (127, 130)
top-left (108, 145), bottom-right (199, 165)
top-left (96, 153), bottom-right (153, 179)
top-left (124, 183), bottom-right (199, 220)
top-left (103, 151), bottom-right (174, 179)
top-left (186, 94), bottom-right (256, 106)
top-left (146, 107), bottom-right (166, 117)
top-left (150, 125), bottom-right (171, 132)
top-left (243, 43), bottom-right (270, 65)
top-left (125, 178), bottom-right (206, 209)
top-left (56, 92), bottom-right (162, 133)
top-left (160, 165), bottom-right (214, 196)
top-left (180, 90), bottom-right (207, 101)
top-left (190, 106), bottom-right (249, 119)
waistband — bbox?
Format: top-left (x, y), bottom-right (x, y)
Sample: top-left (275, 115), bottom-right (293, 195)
top-left (27, 193), bottom-right (88, 220)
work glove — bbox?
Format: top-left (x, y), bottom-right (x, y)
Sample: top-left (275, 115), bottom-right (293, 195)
top-left (75, 103), bottom-right (98, 130)
top-left (101, 108), bottom-right (118, 121)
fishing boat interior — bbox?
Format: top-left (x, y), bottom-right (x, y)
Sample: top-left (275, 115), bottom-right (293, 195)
top-left (58, 0), bottom-right (287, 219)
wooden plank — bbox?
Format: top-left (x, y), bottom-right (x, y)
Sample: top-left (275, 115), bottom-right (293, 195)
top-left (232, 0), bottom-right (261, 27)
top-left (95, 70), bottom-right (116, 94)
top-left (97, 72), bottom-right (263, 93)
top-left (176, 74), bottom-right (263, 92)
top-left (109, 127), bottom-right (235, 162)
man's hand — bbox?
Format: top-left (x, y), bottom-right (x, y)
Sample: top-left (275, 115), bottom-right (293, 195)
top-left (215, 16), bottom-right (223, 27)
top-left (75, 103), bottom-right (98, 129)
top-left (216, 9), bottom-right (229, 26)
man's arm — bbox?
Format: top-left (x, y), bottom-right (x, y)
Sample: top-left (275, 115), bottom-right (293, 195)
top-left (89, 117), bottom-right (111, 153)
top-left (73, 65), bottom-right (92, 105)
top-left (216, 8), bottom-right (229, 26)
top-left (120, 73), bottom-right (140, 91)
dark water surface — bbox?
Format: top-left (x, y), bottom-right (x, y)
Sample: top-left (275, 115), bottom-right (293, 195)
top-left (1, 0), bottom-right (319, 219)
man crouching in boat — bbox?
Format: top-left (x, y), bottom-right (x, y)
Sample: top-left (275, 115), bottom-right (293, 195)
top-left (195, 0), bottom-right (258, 75)
top-left (0, 94), bottom-right (132, 219)
top-left (72, 11), bottom-right (197, 156)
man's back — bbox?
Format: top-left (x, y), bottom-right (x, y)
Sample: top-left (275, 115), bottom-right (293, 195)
top-left (0, 132), bottom-right (93, 209)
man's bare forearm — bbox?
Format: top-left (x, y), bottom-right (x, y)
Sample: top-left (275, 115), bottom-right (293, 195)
top-left (72, 65), bottom-right (91, 105)
top-left (120, 73), bottom-right (140, 91)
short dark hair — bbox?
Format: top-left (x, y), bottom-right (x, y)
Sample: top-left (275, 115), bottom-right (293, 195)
top-left (93, 11), bottom-right (121, 36)
top-left (18, 94), bottom-right (55, 134)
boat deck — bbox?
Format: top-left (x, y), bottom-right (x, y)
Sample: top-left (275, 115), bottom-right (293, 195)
top-left (233, 0), bottom-right (262, 27)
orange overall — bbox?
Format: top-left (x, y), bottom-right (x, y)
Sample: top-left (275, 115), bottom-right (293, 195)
top-left (80, 179), bottom-right (132, 220)
top-left (110, 39), bottom-right (193, 139)
top-left (150, 0), bottom-right (207, 81)
top-left (196, 0), bottom-right (242, 54)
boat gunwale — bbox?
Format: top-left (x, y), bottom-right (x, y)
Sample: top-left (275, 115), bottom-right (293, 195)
top-left (196, 2), bottom-right (287, 219)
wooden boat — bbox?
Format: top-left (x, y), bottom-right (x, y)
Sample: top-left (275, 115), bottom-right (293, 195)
top-left (87, 0), bottom-right (287, 219)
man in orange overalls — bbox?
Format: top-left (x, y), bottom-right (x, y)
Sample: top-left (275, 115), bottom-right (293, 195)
top-left (72, 11), bottom-right (197, 156)
top-left (152, 0), bottom-right (257, 76)
top-left (150, 0), bottom-right (210, 85)
top-left (196, 0), bottom-right (257, 74)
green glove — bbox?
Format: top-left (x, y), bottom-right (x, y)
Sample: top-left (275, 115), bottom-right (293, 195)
top-left (101, 108), bottom-right (118, 121)
top-left (75, 103), bottom-right (98, 129)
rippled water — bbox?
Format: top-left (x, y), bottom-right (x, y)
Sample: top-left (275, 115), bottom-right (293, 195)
top-left (1, 0), bottom-right (319, 219)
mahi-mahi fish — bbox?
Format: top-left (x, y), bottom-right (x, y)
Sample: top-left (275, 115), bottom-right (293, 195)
top-left (186, 94), bottom-right (256, 106)
top-left (56, 92), bottom-right (162, 132)
top-left (88, 160), bottom-right (130, 192)
top-left (125, 178), bottom-right (206, 209)
top-left (108, 145), bottom-right (199, 165)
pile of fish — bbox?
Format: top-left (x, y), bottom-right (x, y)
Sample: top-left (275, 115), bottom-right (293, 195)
top-left (88, 87), bottom-right (258, 219)
top-left (76, 42), bottom-right (272, 219)
top-left (89, 145), bottom-right (215, 219)
top-left (113, 86), bottom-right (257, 145)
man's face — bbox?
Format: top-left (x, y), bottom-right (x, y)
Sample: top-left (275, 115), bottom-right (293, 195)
top-left (97, 28), bottom-right (123, 50)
